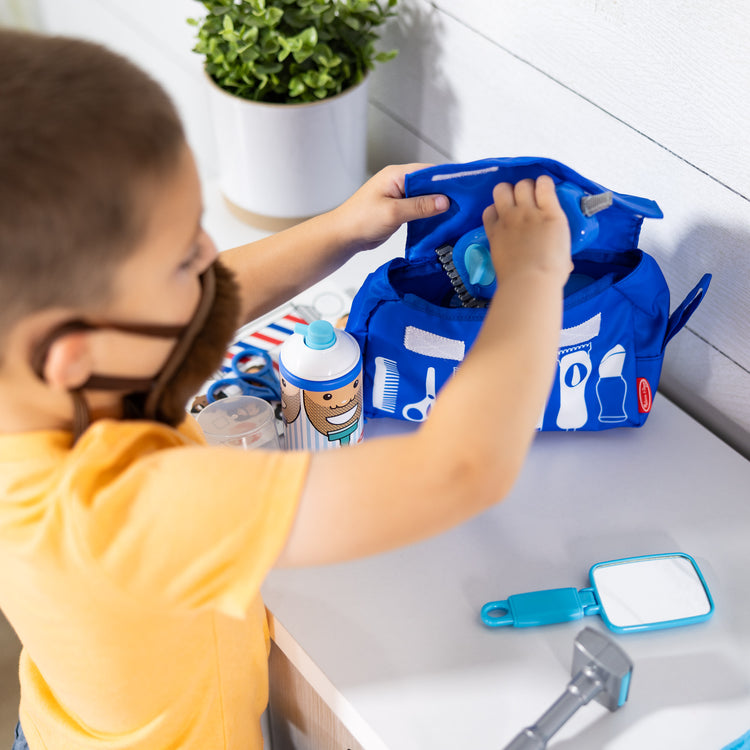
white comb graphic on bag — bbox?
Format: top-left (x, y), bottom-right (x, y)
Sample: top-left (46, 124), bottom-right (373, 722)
top-left (373, 357), bottom-right (399, 413)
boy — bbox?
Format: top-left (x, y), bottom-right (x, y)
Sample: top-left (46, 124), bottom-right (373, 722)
top-left (0, 29), bottom-right (571, 750)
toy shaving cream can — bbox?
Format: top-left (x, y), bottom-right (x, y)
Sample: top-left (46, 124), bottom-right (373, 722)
top-left (278, 321), bottom-right (363, 450)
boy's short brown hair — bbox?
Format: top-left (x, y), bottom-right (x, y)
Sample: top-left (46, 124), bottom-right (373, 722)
top-left (0, 29), bottom-right (186, 350)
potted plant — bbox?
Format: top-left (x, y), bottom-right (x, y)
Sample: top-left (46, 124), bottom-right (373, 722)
top-left (189, 0), bottom-right (398, 226)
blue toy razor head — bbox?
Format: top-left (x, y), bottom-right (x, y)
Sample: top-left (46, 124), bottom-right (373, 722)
top-left (437, 180), bottom-right (614, 308)
top-left (555, 181), bottom-right (613, 253)
top-left (452, 227), bottom-right (497, 302)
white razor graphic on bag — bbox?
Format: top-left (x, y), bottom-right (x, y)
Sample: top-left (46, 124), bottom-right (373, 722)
top-left (372, 357), bottom-right (399, 414)
top-left (559, 314), bottom-right (601, 349)
top-left (403, 367), bottom-right (436, 422)
top-left (556, 314), bottom-right (601, 430)
top-left (557, 345), bottom-right (592, 429)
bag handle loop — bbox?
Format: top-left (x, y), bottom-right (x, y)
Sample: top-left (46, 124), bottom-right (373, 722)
top-left (664, 274), bottom-right (712, 350)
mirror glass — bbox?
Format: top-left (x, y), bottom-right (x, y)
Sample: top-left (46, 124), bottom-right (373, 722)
top-left (591, 554), bottom-right (713, 631)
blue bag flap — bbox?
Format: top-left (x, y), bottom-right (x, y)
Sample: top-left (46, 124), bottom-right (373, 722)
top-left (403, 157), bottom-right (663, 262)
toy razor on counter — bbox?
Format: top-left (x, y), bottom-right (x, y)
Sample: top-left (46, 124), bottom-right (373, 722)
top-left (501, 627), bottom-right (633, 750)
top-left (436, 182), bottom-right (614, 308)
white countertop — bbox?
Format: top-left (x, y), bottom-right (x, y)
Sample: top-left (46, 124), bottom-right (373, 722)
top-left (263, 399), bottom-right (750, 749)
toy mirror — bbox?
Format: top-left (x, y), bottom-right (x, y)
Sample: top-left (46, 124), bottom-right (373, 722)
top-left (481, 553), bottom-right (713, 634)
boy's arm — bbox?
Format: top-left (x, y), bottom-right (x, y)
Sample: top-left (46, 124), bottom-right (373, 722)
top-left (219, 164), bottom-right (449, 324)
top-left (277, 176), bottom-right (572, 567)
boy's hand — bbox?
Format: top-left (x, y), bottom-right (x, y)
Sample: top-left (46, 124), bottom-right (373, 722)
top-left (482, 175), bottom-right (573, 285)
top-left (333, 164), bottom-right (449, 254)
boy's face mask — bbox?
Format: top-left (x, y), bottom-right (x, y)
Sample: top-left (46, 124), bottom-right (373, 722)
top-left (31, 259), bottom-right (241, 441)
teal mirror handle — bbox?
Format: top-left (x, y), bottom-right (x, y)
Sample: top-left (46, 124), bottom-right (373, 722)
top-left (481, 587), bottom-right (601, 628)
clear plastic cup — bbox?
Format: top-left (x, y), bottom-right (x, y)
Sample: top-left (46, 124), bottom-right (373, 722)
top-left (196, 395), bottom-right (280, 450)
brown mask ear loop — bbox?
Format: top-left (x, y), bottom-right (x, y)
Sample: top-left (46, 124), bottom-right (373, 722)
top-left (29, 320), bottom-right (98, 443)
top-left (29, 266), bottom-right (216, 442)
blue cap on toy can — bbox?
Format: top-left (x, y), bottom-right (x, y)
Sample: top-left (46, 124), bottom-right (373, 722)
top-left (278, 320), bottom-right (363, 450)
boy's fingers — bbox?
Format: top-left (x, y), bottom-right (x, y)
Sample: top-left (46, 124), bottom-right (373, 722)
top-left (492, 175), bottom-right (561, 212)
top-left (381, 163), bottom-right (435, 198)
top-left (534, 174), bottom-right (560, 211)
top-left (482, 202), bottom-right (499, 227)
top-left (491, 182), bottom-right (515, 211)
top-left (400, 193), bottom-right (450, 221)
top-left (513, 178), bottom-right (537, 206)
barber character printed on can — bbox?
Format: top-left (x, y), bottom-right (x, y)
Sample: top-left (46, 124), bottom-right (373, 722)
top-left (279, 321), bottom-right (363, 450)
top-left (279, 377), bottom-right (301, 424)
top-left (301, 379), bottom-right (362, 445)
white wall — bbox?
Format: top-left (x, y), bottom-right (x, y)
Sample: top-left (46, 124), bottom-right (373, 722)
top-left (20, 0), bottom-right (750, 457)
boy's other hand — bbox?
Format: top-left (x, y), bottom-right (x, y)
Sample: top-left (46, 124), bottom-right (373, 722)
top-left (333, 164), bottom-right (449, 254)
top-left (482, 175), bottom-right (573, 286)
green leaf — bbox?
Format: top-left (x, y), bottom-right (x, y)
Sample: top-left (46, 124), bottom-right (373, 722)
top-left (374, 49), bottom-right (397, 62)
top-left (265, 7), bottom-right (284, 25)
top-left (239, 45), bottom-right (260, 63)
top-left (254, 62), bottom-right (284, 75)
top-left (298, 26), bottom-right (318, 47)
top-left (221, 29), bottom-right (240, 43)
top-left (289, 75), bottom-right (306, 97)
top-left (241, 26), bottom-right (259, 43)
top-left (313, 43), bottom-right (342, 68)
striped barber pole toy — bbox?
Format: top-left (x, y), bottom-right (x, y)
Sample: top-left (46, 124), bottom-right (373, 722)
top-left (218, 304), bottom-right (317, 377)
top-left (191, 303), bottom-right (317, 413)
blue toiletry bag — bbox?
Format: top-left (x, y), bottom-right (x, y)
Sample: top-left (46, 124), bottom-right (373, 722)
top-left (345, 157), bottom-right (711, 431)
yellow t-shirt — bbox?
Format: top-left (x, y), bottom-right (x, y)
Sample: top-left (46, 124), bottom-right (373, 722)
top-left (0, 417), bottom-right (309, 749)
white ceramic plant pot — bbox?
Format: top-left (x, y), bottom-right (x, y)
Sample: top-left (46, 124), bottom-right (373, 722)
top-left (205, 74), bottom-right (369, 223)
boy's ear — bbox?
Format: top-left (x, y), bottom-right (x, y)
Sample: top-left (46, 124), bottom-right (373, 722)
top-left (41, 332), bottom-right (93, 391)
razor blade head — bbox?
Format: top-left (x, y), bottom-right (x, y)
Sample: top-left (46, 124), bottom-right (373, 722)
top-left (580, 190), bottom-right (614, 217)
top-left (572, 627), bottom-right (633, 711)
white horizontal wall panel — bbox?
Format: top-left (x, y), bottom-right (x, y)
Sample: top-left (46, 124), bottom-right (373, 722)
top-left (424, 0), bottom-right (750, 200)
top-left (661, 331), bottom-right (750, 458)
top-left (367, 104), bottom-right (449, 171)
